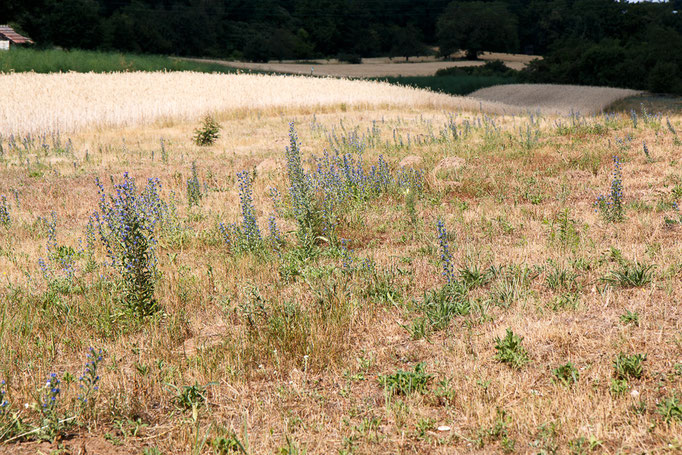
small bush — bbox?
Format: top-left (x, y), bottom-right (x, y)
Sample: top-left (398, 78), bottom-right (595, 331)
top-left (337, 53), bottom-right (362, 64)
top-left (494, 329), bottom-right (529, 369)
top-left (193, 115), bottom-right (221, 146)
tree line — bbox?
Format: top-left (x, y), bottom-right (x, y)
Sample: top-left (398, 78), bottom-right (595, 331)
top-left (2, 0), bottom-right (682, 93)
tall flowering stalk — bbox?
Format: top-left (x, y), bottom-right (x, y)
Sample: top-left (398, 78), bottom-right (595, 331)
top-left (237, 170), bottom-right (262, 250)
top-left (93, 173), bottom-right (161, 316)
top-left (186, 161), bottom-right (202, 207)
top-left (0, 196), bottom-right (10, 227)
top-left (436, 219), bottom-right (455, 284)
top-left (594, 156), bottom-right (624, 223)
top-left (285, 123), bottom-right (318, 246)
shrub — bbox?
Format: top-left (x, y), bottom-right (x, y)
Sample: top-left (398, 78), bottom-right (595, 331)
top-left (193, 114), bottom-right (221, 146)
top-left (337, 53), bottom-right (362, 64)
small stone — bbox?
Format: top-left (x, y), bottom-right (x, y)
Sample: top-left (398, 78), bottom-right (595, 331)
top-left (437, 425), bottom-right (451, 432)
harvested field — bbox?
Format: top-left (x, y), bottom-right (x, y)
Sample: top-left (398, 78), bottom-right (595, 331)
top-left (469, 83), bottom-right (642, 115)
top-left (0, 72), bottom-right (519, 134)
top-left (187, 52), bottom-right (538, 77)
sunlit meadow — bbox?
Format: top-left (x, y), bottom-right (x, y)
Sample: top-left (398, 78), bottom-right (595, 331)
top-left (0, 75), bottom-right (680, 453)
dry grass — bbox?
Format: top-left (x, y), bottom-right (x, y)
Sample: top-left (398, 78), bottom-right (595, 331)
top-left (0, 72), bottom-right (520, 135)
top-left (190, 52), bottom-right (537, 77)
top-left (469, 83), bottom-right (642, 115)
top-left (0, 82), bottom-right (681, 454)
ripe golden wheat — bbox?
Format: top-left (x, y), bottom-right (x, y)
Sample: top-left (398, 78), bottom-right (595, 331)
top-left (0, 72), bottom-right (517, 134)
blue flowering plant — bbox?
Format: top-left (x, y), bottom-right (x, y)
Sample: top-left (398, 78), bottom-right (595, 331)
top-left (38, 373), bottom-right (62, 439)
top-left (0, 195), bottom-right (10, 227)
top-left (78, 348), bottom-right (103, 415)
top-left (437, 219), bottom-right (455, 285)
top-left (594, 156), bottom-right (625, 223)
top-left (93, 173), bottom-right (164, 316)
top-left (187, 161), bottom-right (202, 207)
top-left (219, 170), bottom-right (266, 253)
top-left (286, 123), bottom-right (423, 249)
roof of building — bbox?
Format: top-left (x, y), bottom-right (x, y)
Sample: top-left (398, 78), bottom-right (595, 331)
top-left (0, 25), bottom-right (33, 44)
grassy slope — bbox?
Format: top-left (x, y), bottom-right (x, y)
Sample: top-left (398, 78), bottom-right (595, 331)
top-left (0, 47), bottom-right (239, 73)
top-left (0, 104), bottom-right (680, 453)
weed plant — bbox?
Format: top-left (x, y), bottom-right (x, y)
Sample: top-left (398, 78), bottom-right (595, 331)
top-left (594, 156), bottom-right (625, 222)
top-left (494, 329), bottom-right (530, 369)
top-left (552, 363), bottom-right (579, 386)
top-left (378, 363), bottom-right (432, 396)
top-left (613, 353), bottom-right (646, 379)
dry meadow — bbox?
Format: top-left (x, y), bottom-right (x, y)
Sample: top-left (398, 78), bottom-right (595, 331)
top-left (0, 74), bottom-right (681, 454)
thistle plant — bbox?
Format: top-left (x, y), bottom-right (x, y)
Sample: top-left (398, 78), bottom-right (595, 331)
top-left (594, 156), bottom-right (624, 222)
top-left (186, 161), bottom-right (202, 207)
top-left (193, 114), bottom-right (221, 146)
top-left (93, 173), bottom-right (162, 316)
top-left (0, 196), bottom-right (10, 227)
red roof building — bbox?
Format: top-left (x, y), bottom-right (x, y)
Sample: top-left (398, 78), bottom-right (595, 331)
top-left (0, 25), bottom-right (33, 46)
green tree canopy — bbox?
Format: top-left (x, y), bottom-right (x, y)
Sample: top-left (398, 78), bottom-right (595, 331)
top-left (437, 1), bottom-right (519, 59)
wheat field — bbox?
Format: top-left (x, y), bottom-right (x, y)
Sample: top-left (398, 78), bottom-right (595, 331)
top-left (0, 72), bottom-right (680, 454)
top-left (0, 72), bottom-right (519, 135)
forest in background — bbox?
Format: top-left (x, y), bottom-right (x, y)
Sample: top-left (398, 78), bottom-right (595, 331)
top-left (2, 0), bottom-right (682, 93)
